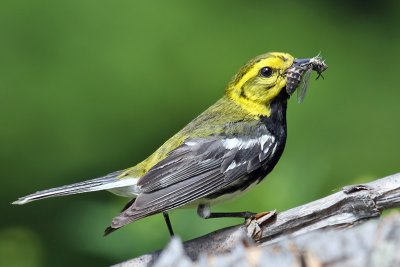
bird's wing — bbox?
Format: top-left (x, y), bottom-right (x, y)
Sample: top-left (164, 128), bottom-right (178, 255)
top-left (138, 135), bottom-right (276, 192)
top-left (110, 129), bottom-right (277, 228)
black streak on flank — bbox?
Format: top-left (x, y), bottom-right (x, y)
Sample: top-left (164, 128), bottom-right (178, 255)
top-left (206, 89), bottom-right (289, 199)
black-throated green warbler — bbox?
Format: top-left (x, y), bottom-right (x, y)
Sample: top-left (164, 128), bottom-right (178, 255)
top-left (13, 52), bottom-right (327, 236)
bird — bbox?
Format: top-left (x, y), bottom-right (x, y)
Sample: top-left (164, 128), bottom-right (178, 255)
top-left (13, 52), bottom-right (327, 236)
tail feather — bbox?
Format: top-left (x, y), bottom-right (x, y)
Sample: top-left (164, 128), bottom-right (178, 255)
top-left (12, 171), bottom-right (140, 205)
top-left (103, 198), bottom-right (137, 236)
top-left (104, 225), bottom-right (117, 236)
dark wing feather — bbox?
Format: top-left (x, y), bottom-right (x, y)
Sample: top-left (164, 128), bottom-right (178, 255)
top-left (137, 139), bottom-right (224, 193)
top-left (110, 129), bottom-right (276, 229)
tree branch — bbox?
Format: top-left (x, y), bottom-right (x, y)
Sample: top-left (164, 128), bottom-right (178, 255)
top-left (113, 173), bottom-right (400, 267)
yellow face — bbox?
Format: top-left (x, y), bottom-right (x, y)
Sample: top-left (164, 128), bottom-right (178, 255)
top-left (226, 52), bottom-right (294, 116)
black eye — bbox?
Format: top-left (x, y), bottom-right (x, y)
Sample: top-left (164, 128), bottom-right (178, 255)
top-left (260, 67), bottom-right (273, 78)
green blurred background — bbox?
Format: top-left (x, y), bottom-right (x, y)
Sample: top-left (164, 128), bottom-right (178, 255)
top-left (1, 0), bottom-right (399, 266)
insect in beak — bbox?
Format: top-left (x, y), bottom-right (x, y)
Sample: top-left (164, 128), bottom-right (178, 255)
top-left (285, 55), bottom-right (328, 103)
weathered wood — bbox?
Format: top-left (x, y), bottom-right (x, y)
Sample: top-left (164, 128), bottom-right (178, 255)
top-left (148, 215), bottom-right (400, 267)
top-left (114, 173), bottom-right (400, 267)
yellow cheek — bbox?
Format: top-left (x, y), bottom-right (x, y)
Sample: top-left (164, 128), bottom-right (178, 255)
top-left (225, 53), bottom-right (293, 117)
top-left (262, 77), bottom-right (287, 101)
top-left (245, 75), bottom-right (286, 102)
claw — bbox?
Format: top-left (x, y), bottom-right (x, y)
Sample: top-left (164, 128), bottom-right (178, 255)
top-left (244, 210), bottom-right (276, 241)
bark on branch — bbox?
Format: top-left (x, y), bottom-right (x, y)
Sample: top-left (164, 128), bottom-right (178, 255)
top-left (113, 173), bottom-right (400, 267)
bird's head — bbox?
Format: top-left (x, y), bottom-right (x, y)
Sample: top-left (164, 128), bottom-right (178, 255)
top-left (226, 52), bottom-right (327, 116)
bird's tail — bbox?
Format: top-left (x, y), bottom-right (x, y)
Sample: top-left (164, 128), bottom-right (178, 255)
top-left (12, 171), bottom-right (140, 205)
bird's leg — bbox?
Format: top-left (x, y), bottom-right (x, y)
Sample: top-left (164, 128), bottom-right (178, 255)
top-left (162, 211), bottom-right (175, 236)
top-left (197, 204), bottom-right (256, 220)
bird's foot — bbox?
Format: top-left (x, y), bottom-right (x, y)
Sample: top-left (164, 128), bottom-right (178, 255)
top-left (244, 210), bottom-right (276, 241)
